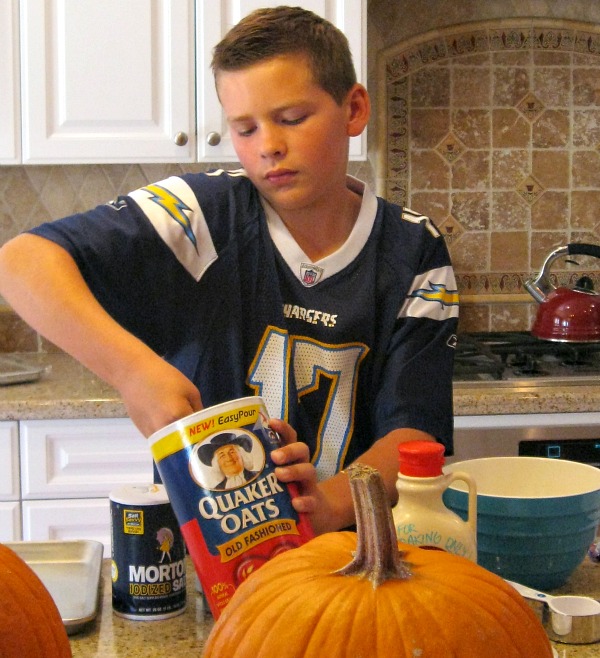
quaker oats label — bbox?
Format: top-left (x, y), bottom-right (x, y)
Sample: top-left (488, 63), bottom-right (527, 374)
top-left (149, 396), bottom-right (314, 618)
top-left (110, 484), bottom-right (186, 620)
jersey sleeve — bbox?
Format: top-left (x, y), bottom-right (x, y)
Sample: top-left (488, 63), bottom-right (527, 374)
top-left (28, 192), bottom-right (194, 355)
top-left (26, 171), bottom-right (260, 358)
top-left (372, 207), bottom-right (458, 454)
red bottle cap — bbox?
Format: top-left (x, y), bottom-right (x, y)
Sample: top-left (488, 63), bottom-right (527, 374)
top-left (398, 441), bottom-right (445, 477)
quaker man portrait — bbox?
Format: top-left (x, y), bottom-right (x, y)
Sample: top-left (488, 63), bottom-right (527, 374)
top-left (198, 432), bottom-right (261, 490)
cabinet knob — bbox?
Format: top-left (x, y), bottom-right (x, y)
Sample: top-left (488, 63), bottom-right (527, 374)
top-left (206, 131), bottom-right (222, 146)
top-left (174, 132), bottom-right (189, 146)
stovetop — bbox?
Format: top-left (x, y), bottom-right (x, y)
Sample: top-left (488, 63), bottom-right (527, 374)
top-left (453, 331), bottom-right (600, 388)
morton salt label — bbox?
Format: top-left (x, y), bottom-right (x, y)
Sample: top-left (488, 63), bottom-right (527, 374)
top-left (149, 396), bottom-right (314, 618)
top-left (110, 484), bottom-right (186, 620)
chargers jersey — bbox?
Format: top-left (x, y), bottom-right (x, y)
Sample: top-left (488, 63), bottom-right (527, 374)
top-left (29, 170), bottom-right (459, 479)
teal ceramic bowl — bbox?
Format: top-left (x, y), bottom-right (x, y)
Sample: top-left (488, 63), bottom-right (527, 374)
top-left (443, 457), bottom-right (600, 590)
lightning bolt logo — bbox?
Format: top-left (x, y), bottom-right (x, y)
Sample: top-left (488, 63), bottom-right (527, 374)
top-left (144, 184), bottom-right (197, 251)
top-left (409, 282), bottom-right (459, 307)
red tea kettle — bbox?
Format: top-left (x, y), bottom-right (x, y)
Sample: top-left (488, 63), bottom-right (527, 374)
top-left (525, 243), bottom-right (600, 342)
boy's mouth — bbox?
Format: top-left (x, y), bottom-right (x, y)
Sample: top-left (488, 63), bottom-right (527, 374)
top-left (265, 169), bottom-right (297, 185)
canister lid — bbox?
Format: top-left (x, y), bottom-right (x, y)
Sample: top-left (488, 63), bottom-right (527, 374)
top-left (398, 441), bottom-right (445, 477)
top-left (109, 483), bottom-right (170, 505)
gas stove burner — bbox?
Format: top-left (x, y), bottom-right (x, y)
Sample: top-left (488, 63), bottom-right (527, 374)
top-left (558, 344), bottom-right (600, 367)
top-left (454, 331), bottom-right (600, 387)
top-left (507, 353), bottom-right (547, 377)
top-left (562, 353), bottom-right (590, 367)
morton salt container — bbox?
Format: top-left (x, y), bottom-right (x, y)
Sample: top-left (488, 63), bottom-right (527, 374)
top-left (110, 483), bottom-right (186, 620)
top-left (149, 396), bottom-right (314, 619)
top-left (392, 441), bottom-right (478, 561)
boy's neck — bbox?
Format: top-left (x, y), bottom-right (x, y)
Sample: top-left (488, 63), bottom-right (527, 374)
top-left (277, 187), bottom-right (363, 262)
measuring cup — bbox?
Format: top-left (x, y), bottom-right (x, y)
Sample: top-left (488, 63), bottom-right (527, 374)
top-left (507, 580), bottom-right (600, 644)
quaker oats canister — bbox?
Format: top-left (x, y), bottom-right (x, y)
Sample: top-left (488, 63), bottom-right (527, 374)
top-left (110, 483), bottom-right (187, 620)
top-left (149, 396), bottom-right (314, 618)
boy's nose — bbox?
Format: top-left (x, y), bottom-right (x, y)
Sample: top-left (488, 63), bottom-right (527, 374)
top-left (259, 126), bottom-right (286, 158)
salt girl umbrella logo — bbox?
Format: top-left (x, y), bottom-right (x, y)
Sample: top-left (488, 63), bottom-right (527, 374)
top-left (156, 527), bottom-right (175, 562)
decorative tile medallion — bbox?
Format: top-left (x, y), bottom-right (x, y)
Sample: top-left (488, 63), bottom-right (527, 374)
top-left (439, 214), bottom-right (465, 245)
top-left (436, 133), bottom-right (465, 163)
top-left (517, 175), bottom-right (545, 204)
top-left (517, 92), bottom-right (545, 122)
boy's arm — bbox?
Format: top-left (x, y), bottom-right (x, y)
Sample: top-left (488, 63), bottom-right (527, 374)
top-left (317, 428), bottom-right (435, 531)
top-left (0, 233), bottom-right (202, 436)
top-left (272, 421), bottom-right (434, 535)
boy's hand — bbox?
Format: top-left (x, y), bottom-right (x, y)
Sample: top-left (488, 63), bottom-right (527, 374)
top-left (118, 357), bottom-right (202, 437)
top-left (268, 418), bottom-right (336, 536)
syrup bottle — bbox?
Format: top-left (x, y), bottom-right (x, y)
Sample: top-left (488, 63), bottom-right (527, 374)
top-left (392, 441), bottom-right (478, 561)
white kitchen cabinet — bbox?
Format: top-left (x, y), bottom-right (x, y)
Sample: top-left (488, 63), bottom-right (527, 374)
top-left (20, 418), bottom-right (153, 499)
top-left (15, 418), bottom-right (153, 556)
top-left (11, 0), bottom-right (365, 165)
top-left (0, 0), bottom-right (20, 164)
top-left (20, 0), bottom-right (196, 164)
top-left (22, 499), bottom-right (111, 556)
top-left (196, 0), bottom-right (367, 161)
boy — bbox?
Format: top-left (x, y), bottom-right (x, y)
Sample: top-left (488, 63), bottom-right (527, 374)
top-left (0, 6), bottom-right (458, 534)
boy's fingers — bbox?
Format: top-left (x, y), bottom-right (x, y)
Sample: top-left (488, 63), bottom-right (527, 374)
top-left (267, 417), bottom-right (297, 443)
top-left (274, 462), bottom-right (316, 486)
top-left (271, 441), bottom-right (310, 465)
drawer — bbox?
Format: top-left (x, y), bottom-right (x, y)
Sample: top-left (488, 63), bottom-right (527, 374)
top-left (0, 501), bottom-right (21, 542)
top-left (20, 418), bottom-right (153, 499)
top-left (22, 497), bottom-right (111, 557)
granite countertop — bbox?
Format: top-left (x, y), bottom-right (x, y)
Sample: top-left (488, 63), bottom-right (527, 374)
top-left (68, 557), bottom-right (600, 657)
top-left (69, 559), bottom-right (212, 657)
top-left (1, 352), bottom-right (600, 421)
top-left (0, 353), bottom-right (128, 420)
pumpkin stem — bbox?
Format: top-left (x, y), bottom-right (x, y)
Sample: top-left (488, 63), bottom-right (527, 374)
top-left (335, 463), bottom-right (411, 587)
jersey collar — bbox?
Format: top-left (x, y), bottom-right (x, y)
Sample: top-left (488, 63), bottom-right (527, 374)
top-left (261, 176), bottom-right (378, 287)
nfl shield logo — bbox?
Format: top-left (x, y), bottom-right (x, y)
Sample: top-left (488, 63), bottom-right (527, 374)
top-left (300, 263), bottom-right (324, 287)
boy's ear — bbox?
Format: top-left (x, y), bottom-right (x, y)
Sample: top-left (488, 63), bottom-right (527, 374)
top-left (345, 84), bottom-right (371, 137)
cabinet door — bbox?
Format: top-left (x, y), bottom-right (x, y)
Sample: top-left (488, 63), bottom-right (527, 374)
top-left (20, 418), bottom-right (153, 499)
top-left (196, 0), bottom-right (366, 162)
top-left (0, 0), bottom-right (20, 164)
top-left (0, 503), bottom-right (21, 542)
top-left (20, 0), bottom-right (195, 163)
top-left (0, 421), bottom-right (19, 500)
top-left (22, 498), bottom-right (111, 557)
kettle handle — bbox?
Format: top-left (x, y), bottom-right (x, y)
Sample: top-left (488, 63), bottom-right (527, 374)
top-left (567, 243), bottom-right (600, 259)
top-left (525, 242), bottom-right (600, 303)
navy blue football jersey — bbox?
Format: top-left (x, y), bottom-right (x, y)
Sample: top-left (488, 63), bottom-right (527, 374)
top-left (30, 170), bottom-right (458, 479)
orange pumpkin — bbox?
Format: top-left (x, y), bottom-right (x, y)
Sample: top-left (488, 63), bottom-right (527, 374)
top-left (203, 464), bottom-right (553, 658)
top-left (0, 543), bottom-right (72, 657)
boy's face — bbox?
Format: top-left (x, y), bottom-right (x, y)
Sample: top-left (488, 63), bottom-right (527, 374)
top-left (216, 54), bottom-right (366, 221)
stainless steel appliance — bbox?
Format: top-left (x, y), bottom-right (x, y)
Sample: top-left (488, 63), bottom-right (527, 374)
top-left (450, 332), bottom-right (600, 465)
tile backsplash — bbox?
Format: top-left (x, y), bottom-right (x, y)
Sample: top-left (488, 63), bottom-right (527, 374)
top-left (377, 18), bottom-right (600, 332)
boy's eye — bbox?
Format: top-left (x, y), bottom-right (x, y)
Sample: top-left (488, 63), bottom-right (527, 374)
top-left (236, 125), bottom-right (256, 137)
top-left (281, 114), bottom-right (306, 126)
